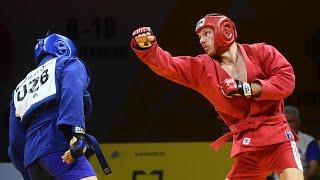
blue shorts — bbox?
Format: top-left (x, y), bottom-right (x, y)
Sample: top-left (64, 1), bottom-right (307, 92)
top-left (27, 151), bottom-right (96, 180)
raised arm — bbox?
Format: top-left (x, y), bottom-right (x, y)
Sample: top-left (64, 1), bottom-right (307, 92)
top-left (131, 27), bottom-right (206, 90)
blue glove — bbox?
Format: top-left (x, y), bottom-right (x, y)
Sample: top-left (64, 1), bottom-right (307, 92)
top-left (70, 134), bottom-right (88, 160)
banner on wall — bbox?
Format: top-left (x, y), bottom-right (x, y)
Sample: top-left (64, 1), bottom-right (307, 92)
top-left (89, 142), bottom-right (233, 180)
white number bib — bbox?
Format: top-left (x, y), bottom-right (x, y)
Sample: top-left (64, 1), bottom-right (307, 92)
top-left (14, 58), bottom-right (57, 119)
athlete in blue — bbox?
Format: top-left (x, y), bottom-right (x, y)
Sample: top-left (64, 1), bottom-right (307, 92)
top-left (285, 105), bottom-right (320, 180)
top-left (8, 33), bottom-right (97, 180)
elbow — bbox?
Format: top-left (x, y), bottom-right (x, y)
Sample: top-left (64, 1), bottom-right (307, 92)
top-left (279, 85), bottom-right (294, 99)
top-left (9, 131), bottom-right (26, 152)
top-left (285, 78), bottom-right (295, 97)
top-left (279, 74), bottom-right (295, 97)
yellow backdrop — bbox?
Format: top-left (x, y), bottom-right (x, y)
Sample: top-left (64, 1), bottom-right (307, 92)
top-left (89, 142), bottom-right (233, 180)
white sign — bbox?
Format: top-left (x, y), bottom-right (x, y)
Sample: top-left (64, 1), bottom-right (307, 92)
top-left (14, 58), bottom-right (57, 119)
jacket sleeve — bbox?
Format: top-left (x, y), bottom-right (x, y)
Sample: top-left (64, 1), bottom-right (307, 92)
top-left (131, 39), bottom-right (205, 90)
top-left (253, 43), bottom-right (295, 100)
top-left (8, 100), bottom-right (31, 180)
top-left (57, 57), bottom-right (90, 129)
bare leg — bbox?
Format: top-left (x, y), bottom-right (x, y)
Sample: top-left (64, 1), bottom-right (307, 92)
top-left (279, 168), bottom-right (303, 180)
top-left (80, 176), bottom-right (98, 180)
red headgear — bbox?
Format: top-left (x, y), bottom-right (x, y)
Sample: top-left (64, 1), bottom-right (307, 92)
top-left (195, 14), bottom-right (237, 55)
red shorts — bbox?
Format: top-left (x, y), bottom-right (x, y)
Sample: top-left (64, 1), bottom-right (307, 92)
top-left (226, 141), bottom-right (303, 180)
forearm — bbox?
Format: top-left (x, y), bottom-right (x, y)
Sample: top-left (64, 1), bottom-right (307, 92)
top-left (58, 59), bottom-right (88, 128)
top-left (132, 39), bottom-right (204, 88)
top-left (250, 82), bottom-right (262, 97)
top-left (251, 76), bottom-right (294, 100)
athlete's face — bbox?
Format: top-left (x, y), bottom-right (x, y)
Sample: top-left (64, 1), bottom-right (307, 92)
top-left (285, 113), bottom-right (300, 134)
top-left (198, 28), bottom-right (215, 56)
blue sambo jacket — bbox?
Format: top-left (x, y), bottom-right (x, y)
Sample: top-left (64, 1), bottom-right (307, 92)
top-left (8, 55), bottom-right (92, 168)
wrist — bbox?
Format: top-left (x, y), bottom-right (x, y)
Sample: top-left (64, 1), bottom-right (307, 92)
top-left (70, 135), bottom-right (87, 159)
top-left (241, 82), bottom-right (252, 96)
top-left (71, 126), bottom-right (86, 146)
top-left (72, 126), bottom-right (85, 135)
top-left (61, 125), bottom-right (85, 141)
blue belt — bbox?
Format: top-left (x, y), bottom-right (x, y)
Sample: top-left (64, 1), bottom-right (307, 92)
top-left (85, 134), bottom-right (112, 175)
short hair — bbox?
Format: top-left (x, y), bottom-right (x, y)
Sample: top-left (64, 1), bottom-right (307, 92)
top-left (284, 105), bottom-right (301, 120)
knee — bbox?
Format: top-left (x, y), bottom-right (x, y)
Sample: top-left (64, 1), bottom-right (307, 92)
top-left (279, 168), bottom-right (303, 180)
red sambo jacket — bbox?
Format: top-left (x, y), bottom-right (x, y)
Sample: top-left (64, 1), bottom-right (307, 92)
top-left (131, 39), bottom-right (295, 157)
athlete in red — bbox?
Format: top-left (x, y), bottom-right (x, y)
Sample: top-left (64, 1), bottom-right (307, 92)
top-left (131, 13), bottom-right (303, 179)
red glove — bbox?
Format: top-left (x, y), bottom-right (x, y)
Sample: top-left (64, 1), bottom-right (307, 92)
top-left (132, 27), bottom-right (153, 37)
top-left (221, 77), bottom-right (252, 98)
top-left (132, 27), bottom-right (154, 48)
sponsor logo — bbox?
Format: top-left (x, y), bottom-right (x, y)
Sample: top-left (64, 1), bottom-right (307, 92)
top-left (242, 137), bottom-right (251, 145)
top-left (75, 126), bottom-right (85, 134)
top-left (285, 131), bottom-right (293, 140)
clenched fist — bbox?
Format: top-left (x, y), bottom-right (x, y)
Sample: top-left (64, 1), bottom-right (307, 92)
top-left (221, 77), bottom-right (252, 98)
top-left (62, 135), bottom-right (87, 164)
top-left (132, 27), bottom-right (155, 48)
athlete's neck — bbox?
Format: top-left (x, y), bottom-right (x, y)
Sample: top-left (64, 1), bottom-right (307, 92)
top-left (38, 55), bottom-right (56, 66)
top-left (220, 43), bottom-right (238, 65)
